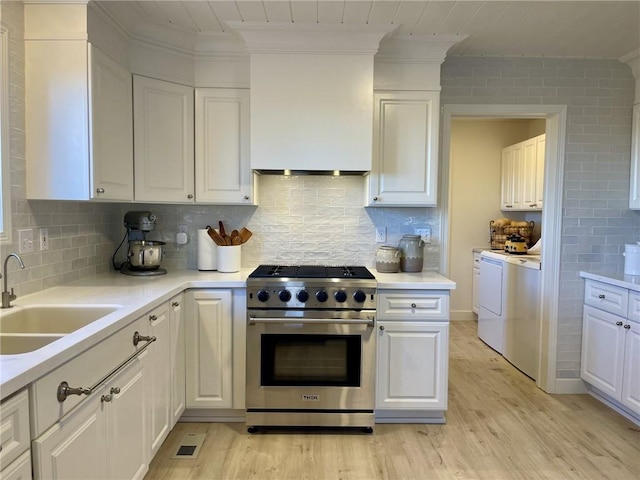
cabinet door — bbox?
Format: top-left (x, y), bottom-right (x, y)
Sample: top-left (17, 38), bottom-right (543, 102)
top-left (369, 91), bottom-right (439, 206)
top-left (621, 320), bottom-right (640, 414)
top-left (170, 294), bottom-right (186, 426)
top-left (195, 89), bottom-right (254, 204)
top-left (500, 145), bottom-right (515, 210)
top-left (107, 355), bottom-right (148, 480)
top-left (534, 134), bottom-right (545, 209)
top-left (133, 76), bottom-right (194, 203)
top-left (186, 290), bottom-right (233, 408)
top-left (377, 321), bottom-right (448, 410)
top-left (145, 303), bottom-right (172, 457)
top-left (32, 394), bottom-right (108, 480)
top-left (630, 104), bottom-right (640, 209)
top-left (580, 305), bottom-right (626, 400)
top-left (0, 451), bottom-right (32, 480)
top-left (89, 45), bottom-right (133, 201)
top-left (521, 137), bottom-right (537, 209)
top-left (472, 266), bottom-right (480, 315)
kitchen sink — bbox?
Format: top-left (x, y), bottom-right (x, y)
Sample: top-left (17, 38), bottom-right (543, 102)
top-left (0, 305), bottom-right (121, 354)
top-left (0, 333), bottom-right (65, 355)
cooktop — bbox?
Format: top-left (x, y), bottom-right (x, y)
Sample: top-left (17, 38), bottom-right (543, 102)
top-left (248, 265), bottom-right (375, 280)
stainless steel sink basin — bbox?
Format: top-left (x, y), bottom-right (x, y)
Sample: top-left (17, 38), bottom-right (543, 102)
top-left (0, 333), bottom-right (64, 355)
top-left (0, 304), bottom-right (121, 355)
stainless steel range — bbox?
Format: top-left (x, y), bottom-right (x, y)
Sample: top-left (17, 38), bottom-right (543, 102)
top-left (245, 265), bottom-right (377, 432)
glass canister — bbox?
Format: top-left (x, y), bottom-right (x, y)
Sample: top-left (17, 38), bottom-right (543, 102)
top-left (376, 245), bottom-right (401, 273)
top-left (398, 235), bottom-right (425, 272)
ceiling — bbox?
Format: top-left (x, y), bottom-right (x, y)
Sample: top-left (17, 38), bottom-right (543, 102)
top-left (95, 0), bottom-right (640, 59)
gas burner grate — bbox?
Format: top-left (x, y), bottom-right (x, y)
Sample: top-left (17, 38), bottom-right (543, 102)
top-left (248, 265), bottom-right (375, 279)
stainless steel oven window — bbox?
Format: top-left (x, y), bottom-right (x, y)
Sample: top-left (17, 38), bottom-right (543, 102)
top-left (261, 334), bottom-right (362, 387)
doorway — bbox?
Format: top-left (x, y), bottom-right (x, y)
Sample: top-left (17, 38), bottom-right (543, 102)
top-left (440, 104), bottom-right (567, 394)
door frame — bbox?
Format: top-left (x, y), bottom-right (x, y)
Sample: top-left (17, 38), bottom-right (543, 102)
top-left (440, 104), bottom-right (567, 393)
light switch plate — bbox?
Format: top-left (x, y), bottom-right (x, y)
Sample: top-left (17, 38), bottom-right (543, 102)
top-left (415, 227), bottom-right (432, 244)
top-left (39, 227), bottom-right (49, 251)
top-left (375, 227), bottom-right (386, 243)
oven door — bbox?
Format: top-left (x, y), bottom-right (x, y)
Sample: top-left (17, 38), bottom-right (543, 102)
top-left (246, 310), bottom-right (376, 412)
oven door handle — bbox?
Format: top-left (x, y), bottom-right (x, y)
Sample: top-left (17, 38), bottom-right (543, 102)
top-left (248, 317), bottom-right (375, 327)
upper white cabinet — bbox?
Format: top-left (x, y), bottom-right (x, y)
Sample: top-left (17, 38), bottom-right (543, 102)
top-left (195, 89), bottom-right (255, 205)
top-left (630, 104), bottom-right (640, 209)
top-left (26, 41), bottom-right (133, 201)
top-left (133, 76), bottom-right (195, 203)
top-left (368, 91), bottom-right (440, 207)
top-left (501, 134), bottom-right (545, 211)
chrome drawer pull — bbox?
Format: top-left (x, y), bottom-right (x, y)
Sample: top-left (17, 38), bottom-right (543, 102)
top-left (411, 303), bottom-right (417, 308)
top-left (617, 321), bottom-right (624, 326)
top-left (624, 324), bottom-right (631, 330)
top-left (56, 333), bottom-right (156, 402)
top-left (598, 294), bottom-right (605, 299)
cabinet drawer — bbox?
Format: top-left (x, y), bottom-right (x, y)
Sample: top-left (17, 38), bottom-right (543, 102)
top-left (378, 291), bottom-right (449, 320)
top-left (584, 279), bottom-right (629, 317)
top-left (0, 389), bottom-right (30, 470)
top-left (31, 315), bottom-right (149, 437)
top-left (630, 291), bottom-right (640, 322)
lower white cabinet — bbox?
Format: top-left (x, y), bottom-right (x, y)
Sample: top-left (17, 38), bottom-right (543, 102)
top-left (32, 353), bottom-right (148, 480)
top-left (185, 289), bottom-right (233, 409)
top-left (0, 389), bottom-right (31, 480)
top-left (376, 290), bottom-right (450, 423)
top-left (170, 294), bottom-right (186, 426)
top-left (581, 280), bottom-right (640, 418)
top-left (145, 302), bottom-right (172, 457)
top-left (377, 321), bottom-right (449, 411)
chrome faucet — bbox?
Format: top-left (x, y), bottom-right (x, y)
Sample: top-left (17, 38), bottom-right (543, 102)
top-left (1, 253), bottom-right (25, 308)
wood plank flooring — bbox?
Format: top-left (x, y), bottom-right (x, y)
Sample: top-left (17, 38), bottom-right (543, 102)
top-left (145, 321), bottom-right (640, 480)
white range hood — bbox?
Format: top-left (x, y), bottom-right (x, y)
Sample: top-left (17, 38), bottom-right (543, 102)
top-left (226, 23), bottom-right (396, 174)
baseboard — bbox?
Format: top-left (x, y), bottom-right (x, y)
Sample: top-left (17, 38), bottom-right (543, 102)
top-left (553, 378), bottom-right (588, 394)
top-left (180, 408), bottom-right (246, 423)
top-left (450, 310), bottom-right (476, 321)
top-left (587, 386), bottom-right (640, 426)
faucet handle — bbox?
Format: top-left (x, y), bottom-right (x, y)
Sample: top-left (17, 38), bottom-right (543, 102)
top-left (9, 288), bottom-right (15, 301)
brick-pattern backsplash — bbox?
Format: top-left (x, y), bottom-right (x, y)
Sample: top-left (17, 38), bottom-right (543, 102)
top-left (441, 56), bottom-right (640, 379)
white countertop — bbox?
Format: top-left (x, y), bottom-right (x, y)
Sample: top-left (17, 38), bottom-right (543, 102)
top-left (0, 267), bottom-right (456, 399)
top-left (579, 271), bottom-right (640, 292)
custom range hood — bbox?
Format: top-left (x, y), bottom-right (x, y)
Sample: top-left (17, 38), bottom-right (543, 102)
top-left (226, 22), bottom-right (396, 175)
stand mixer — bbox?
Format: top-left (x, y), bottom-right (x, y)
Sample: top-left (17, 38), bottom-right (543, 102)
top-left (114, 211), bottom-right (167, 276)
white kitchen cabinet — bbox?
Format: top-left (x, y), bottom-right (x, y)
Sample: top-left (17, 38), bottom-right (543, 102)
top-left (368, 91), bottom-right (440, 206)
top-left (133, 75), bottom-right (195, 203)
top-left (33, 353), bottom-right (148, 480)
top-left (501, 134), bottom-right (545, 211)
top-left (170, 294), bottom-right (186, 426)
top-left (195, 88), bottom-right (255, 205)
top-left (145, 302), bottom-right (172, 457)
top-left (185, 289), bottom-right (233, 409)
top-left (581, 279), bottom-right (640, 417)
top-left (472, 252), bottom-right (481, 315)
top-left (0, 389), bottom-right (31, 479)
top-left (375, 290), bottom-right (450, 423)
top-left (26, 41), bottom-right (133, 201)
top-left (630, 104), bottom-right (640, 209)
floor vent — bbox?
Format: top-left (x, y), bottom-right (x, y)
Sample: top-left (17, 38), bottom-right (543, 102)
top-left (171, 433), bottom-right (206, 459)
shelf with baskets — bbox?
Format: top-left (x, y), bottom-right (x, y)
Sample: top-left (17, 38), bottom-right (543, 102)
top-left (489, 220), bottom-right (535, 251)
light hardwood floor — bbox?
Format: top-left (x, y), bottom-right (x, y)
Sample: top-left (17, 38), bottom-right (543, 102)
top-left (146, 321), bottom-right (640, 480)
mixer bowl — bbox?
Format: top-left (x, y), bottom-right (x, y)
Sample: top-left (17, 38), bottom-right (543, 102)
top-left (128, 240), bottom-right (165, 270)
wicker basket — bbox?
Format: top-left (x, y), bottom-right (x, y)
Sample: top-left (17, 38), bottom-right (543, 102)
top-left (489, 220), bottom-right (534, 250)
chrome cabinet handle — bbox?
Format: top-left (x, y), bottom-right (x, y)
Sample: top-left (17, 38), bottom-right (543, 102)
top-left (110, 387), bottom-right (121, 395)
top-left (373, 196), bottom-right (378, 201)
top-left (172, 301), bottom-right (180, 307)
top-left (379, 325), bottom-right (384, 331)
top-left (598, 294), bottom-right (605, 299)
top-left (616, 321), bottom-right (624, 326)
top-left (149, 314), bottom-right (157, 321)
top-left (57, 382), bottom-right (91, 402)
top-left (133, 331), bottom-right (154, 346)
top-left (101, 394), bottom-right (112, 403)
top-left (244, 195), bottom-right (250, 200)
top-left (187, 194), bottom-right (194, 199)
top-left (96, 188), bottom-right (105, 194)
top-left (411, 303), bottom-right (417, 308)
top-left (624, 324), bottom-right (631, 330)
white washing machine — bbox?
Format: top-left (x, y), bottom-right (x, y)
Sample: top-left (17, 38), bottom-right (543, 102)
top-left (478, 251), bottom-right (506, 353)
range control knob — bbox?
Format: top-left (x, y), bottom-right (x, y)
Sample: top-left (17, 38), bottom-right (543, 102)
top-left (297, 290), bottom-right (310, 303)
top-left (353, 290), bottom-right (367, 303)
top-left (316, 290), bottom-right (328, 303)
top-left (334, 290), bottom-right (347, 303)
top-left (279, 290), bottom-right (292, 302)
top-left (257, 290), bottom-right (270, 303)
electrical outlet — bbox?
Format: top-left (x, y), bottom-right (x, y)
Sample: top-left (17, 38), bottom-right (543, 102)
top-left (375, 227), bottom-right (387, 243)
top-left (39, 227), bottom-right (49, 251)
top-left (415, 227), bottom-right (432, 244)
top-left (18, 229), bottom-right (34, 253)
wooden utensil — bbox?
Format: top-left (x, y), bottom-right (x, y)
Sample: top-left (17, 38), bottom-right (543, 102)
top-left (218, 221), bottom-right (226, 237)
top-left (239, 227), bottom-right (253, 244)
top-left (207, 226), bottom-right (226, 246)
